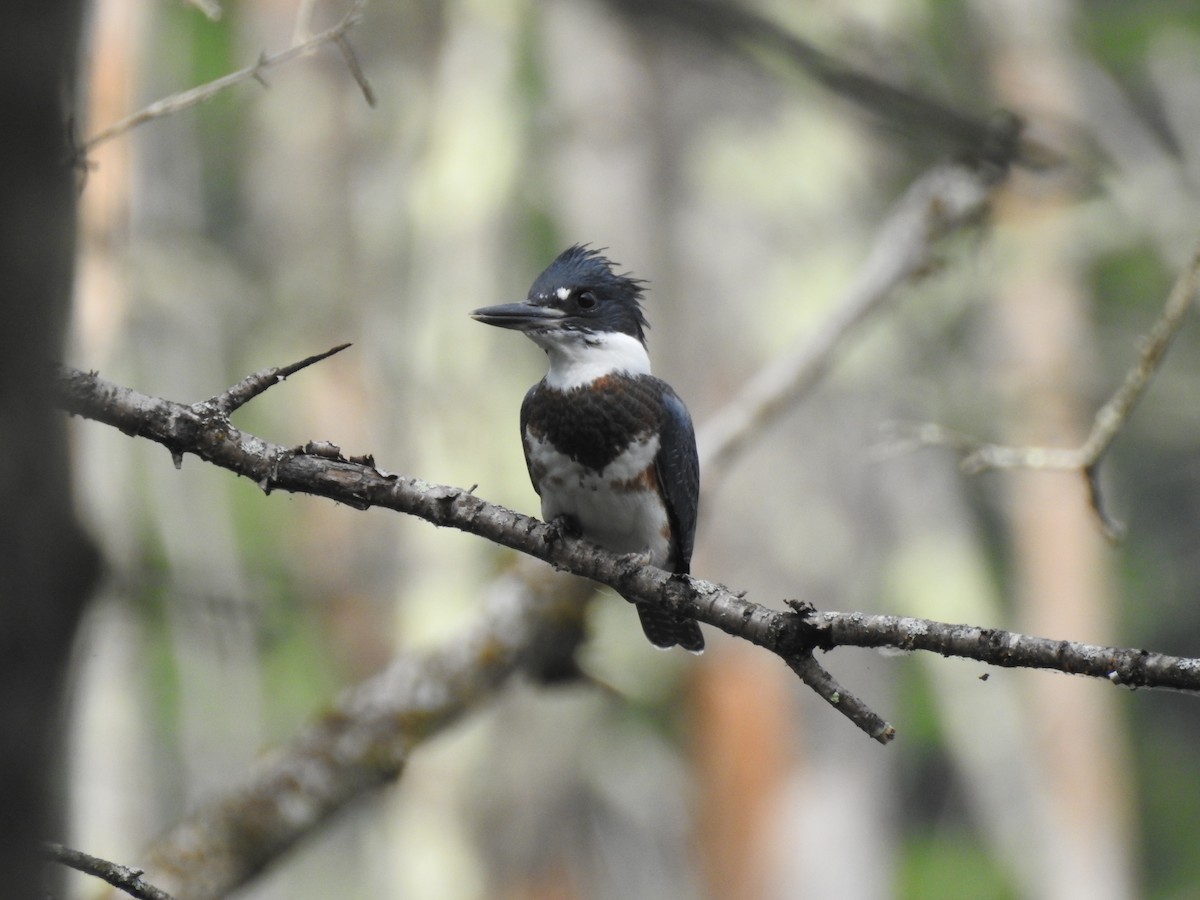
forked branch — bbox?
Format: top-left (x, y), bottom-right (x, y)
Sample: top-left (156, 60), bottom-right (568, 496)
top-left (893, 240), bottom-right (1200, 540)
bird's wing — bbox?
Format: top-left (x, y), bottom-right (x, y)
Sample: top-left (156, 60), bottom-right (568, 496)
top-left (654, 384), bottom-right (700, 574)
top-left (519, 382), bottom-right (542, 497)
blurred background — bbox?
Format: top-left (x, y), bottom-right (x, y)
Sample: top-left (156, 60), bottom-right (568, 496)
top-left (67, 0), bottom-right (1200, 897)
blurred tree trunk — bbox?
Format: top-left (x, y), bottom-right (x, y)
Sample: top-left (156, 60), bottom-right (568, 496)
top-left (0, 3), bottom-right (95, 895)
top-left (978, 0), bottom-right (1135, 896)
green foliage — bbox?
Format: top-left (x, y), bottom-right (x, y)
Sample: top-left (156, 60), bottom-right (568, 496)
top-left (1091, 246), bottom-right (1171, 320)
top-left (899, 830), bottom-right (1019, 900)
top-left (157, 1), bottom-right (246, 237)
top-left (1135, 693), bottom-right (1200, 898)
top-left (1080, 1), bottom-right (1200, 74)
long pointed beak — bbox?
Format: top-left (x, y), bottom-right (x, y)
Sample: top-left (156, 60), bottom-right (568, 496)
top-left (470, 302), bottom-right (566, 331)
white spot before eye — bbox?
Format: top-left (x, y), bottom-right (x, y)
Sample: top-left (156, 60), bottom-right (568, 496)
top-left (556, 286), bottom-right (570, 301)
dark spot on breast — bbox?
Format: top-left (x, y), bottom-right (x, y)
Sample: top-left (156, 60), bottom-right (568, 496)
top-left (523, 375), bottom-right (668, 471)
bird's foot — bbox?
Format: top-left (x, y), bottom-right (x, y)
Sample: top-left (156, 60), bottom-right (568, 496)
top-left (546, 514), bottom-right (583, 544)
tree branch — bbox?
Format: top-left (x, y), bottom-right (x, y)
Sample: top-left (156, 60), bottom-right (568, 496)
top-left (890, 239), bottom-right (1200, 540)
top-left (133, 568), bottom-right (595, 900)
top-left (54, 363), bottom-right (844, 702)
top-left (204, 342), bottom-right (351, 416)
top-left (55, 359), bottom-right (1200, 692)
top-left (83, 0), bottom-right (372, 150)
top-left (607, 0), bottom-right (1056, 171)
top-left (807, 611), bottom-right (1200, 691)
top-left (54, 358), bottom-right (1200, 896)
top-left (43, 842), bottom-right (177, 900)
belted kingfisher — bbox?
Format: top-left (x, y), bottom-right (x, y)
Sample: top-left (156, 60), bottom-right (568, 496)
top-left (471, 245), bottom-right (704, 652)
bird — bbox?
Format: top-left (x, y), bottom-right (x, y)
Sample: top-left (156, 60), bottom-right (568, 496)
top-left (471, 245), bottom-right (704, 652)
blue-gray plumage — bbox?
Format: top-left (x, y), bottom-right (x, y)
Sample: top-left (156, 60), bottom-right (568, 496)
top-left (471, 245), bottom-right (703, 652)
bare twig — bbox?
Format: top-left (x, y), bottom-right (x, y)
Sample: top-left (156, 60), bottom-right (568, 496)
top-left (43, 842), bottom-right (177, 900)
top-left (782, 599), bottom-right (895, 742)
top-left (84, 0), bottom-right (370, 149)
top-left (786, 653), bottom-right (896, 743)
top-left (334, 33), bottom-right (377, 107)
top-left (808, 611), bottom-right (1200, 693)
top-left (895, 240), bottom-right (1200, 539)
top-left (205, 342), bottom-right (351, 416)
top-left (699, 160), bottom-right (1003, 480)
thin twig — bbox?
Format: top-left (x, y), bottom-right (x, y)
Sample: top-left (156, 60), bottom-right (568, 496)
top-left (84, 0), bottom-right (369, 150)
top-left (895, 240), bottom-right (1200, 539)
top-left (335, 33), bottom-right (377, 107)
top-left (44, 842), bottom-right (178, 900)
top-left (782, 599), bottom-right (894, 741)
top-left (1076, 241), bottom-right (1200, 461)
top-left (788, 653), bottom-right (896, 744)
top-left (204, 342), bottom-right (351, 416)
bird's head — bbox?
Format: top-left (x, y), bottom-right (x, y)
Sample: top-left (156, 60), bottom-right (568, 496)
top-left (471, 245), bottom-right (649, 346)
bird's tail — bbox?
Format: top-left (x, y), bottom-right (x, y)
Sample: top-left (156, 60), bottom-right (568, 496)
top-left (635, 601), bottom-right (704, 653)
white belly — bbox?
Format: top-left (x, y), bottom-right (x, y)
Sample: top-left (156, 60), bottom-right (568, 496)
top-left (527, 433), bottom-right (671, 567)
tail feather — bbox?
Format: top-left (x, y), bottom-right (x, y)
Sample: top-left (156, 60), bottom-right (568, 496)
top-left (635, 601), bottom-right (704, 653)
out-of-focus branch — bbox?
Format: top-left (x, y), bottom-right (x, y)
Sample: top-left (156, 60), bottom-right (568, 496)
top-left (607, 0), bottom-right (1057, 170)
top-left (44, 842), bottom-right (177, 900)
top-left (56, 359), bottom-right (1200, 896)
top-left (698, 159), bottom-right (1004, 479)
top-left (891, 240), bottom-right (1200, 540)
top-left (84, 0), bottom-right (372, 150)
top-left (133, 569), bottom-right (592, 900)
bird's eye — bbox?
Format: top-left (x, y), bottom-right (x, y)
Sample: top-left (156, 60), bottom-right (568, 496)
top-left (577, 291), bottom-right (597, 310)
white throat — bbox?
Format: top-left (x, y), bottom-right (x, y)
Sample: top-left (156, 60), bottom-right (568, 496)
top-left (530, 330), bottom-right (652, 391)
